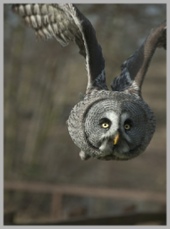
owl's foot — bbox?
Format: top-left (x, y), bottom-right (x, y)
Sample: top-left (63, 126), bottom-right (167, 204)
top-left (79, 151), bottom-right (90, 160)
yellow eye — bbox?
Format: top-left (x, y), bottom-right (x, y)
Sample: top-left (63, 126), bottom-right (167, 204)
top-left (100, 118), bottom-right (111, 129)
top-left (124, 119), bottom-right (132, 131)
top-left (124, 123), bottom-right (131, 130)
top-left (101, 123), bottom-right (110, 129)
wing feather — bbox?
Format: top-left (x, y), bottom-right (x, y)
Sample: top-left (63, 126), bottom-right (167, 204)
top-left (12, 4), bottom-right (107, 91)
top-left (111, 21), bottom-right (166, 95)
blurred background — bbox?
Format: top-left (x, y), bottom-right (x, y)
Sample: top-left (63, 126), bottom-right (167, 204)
top-left (4, 4), bottom-right (166, 225)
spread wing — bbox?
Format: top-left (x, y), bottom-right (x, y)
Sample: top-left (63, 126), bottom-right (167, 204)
top-left (12, 4), bottom-right (107, 92)
top-left (111, 21), bottom-right (166, 95)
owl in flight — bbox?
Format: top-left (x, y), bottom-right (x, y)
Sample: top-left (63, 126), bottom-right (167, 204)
top-left (12, 4), bottom-right (166, 160)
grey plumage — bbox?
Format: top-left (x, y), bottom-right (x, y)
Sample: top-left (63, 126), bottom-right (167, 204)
top-left (12, 4), bottom-right (166, 160)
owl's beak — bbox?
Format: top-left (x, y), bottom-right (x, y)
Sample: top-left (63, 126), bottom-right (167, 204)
top-left (113, 132), bottom-right (120, 145)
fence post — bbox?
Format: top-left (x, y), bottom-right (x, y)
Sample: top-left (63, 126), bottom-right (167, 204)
top-left (51, 192), bottom-right (63, 219)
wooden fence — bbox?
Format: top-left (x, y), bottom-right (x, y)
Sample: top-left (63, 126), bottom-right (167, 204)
top-left (4, 181), bottom-right (166, 224)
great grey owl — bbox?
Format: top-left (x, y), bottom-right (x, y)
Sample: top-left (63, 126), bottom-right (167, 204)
top-left (12, 4), bottom-right (166, 160)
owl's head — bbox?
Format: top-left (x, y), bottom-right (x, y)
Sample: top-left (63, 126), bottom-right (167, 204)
top-left (67, 91), bottom-right (156, 160)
